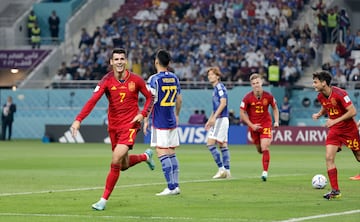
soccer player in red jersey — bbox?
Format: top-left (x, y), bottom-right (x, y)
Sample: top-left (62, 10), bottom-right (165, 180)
top-left (312, 70), bottom-right (360, 199)
top-left (71, 48), bottom-right (154, 210)
top-left (240, 73), bottom-right (279, 181)
top-left (353, 119), bottom-right (360, 180)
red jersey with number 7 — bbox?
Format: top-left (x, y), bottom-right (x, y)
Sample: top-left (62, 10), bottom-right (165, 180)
top-left (75, 70), bottom-right (153, 130)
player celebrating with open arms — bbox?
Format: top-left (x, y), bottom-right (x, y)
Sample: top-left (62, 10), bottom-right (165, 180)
top-left (71, 48), bottom-right (154, 210)
top-left (312, 70), bottom-right (360, 200)
top-left (240, 73), bottom-right (279, 181)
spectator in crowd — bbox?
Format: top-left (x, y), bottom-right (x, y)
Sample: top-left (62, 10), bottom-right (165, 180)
top-left (188, 110), bottom-right (202, 124)
top-left (353, 30), bottom-right (360, 50)
top-left (316, 8), bottom-right (328, 44)
top-left (343, 61), bottom-right (354, 81)
top-left (268, 60), bottom-right (280, 86)
top-left (27, 10), bottom-right (37, 44)
top-left (31, 22), bottom-right (41, 49)
top-left (279, 95), bottom-right (291, 126)
top-left (311, 0), bottom-right (326, 11)
top-left (245, 0), bottom-right (256, 25)
top-left (78, 27), bottom-right (92, 49)
top-left (333, 68), bottom-right (347, 88)
top-left (59, 61), bottom-right (71, 75)
top-left (282, 60), bottom-right (298, 86)
top-left (326, 7), bottom-right (338, 43)
top-left (297, 47), bottom-right (310, 67)
top-left (188, 110), bottom-right (207, 124)
top-left (228, 109), bottom-right (239, 125)
top-left (349, 63), bottom-right (360, 81)
top-left (344, 29), bottom-right (354, 50)
top-left (48, 10), bottom-right (60, 43)
top-left (321, 61), bottom-right (332, 72)
top-left (330, 41), bottom-right (351, 63)
top-left (58, 0), bottom-right (313, 90)
top-left (338, 8), bottom-right (351, 43)
top-left (200, 110), bottom-right (208, 123)
top-left (1, 96), bottom-right (16, 141)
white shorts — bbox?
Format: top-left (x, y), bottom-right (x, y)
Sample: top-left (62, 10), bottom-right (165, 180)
top-left (207, 117), bottom-right (229, 143)
top-left (150, 127), bottom-right (180, 148)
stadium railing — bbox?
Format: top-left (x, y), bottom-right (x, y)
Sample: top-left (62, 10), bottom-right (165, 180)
top-left (47, 80), bottom-right (262, 90)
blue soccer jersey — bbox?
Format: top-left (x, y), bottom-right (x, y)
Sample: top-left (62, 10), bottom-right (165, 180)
top-left (147, 71), bottom-right (181, 129)
top-left (212, 82), bottom-right (228, 118)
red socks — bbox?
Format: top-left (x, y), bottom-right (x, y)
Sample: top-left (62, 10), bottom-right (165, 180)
top-left (102, 153), bottom-right (147, 200)
top-left (328, 168), bottom-right (339, 191)
top-left (128, 153), bottom-right (147, 167)
top-left (102, 154), bottom-right (147, 199)
top-left (262, 150), bottom-right (270, 171)
top-left (103, 164), bottom-right (121, 200)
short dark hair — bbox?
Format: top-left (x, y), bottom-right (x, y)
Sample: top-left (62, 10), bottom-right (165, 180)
top-left (312, 70), bottom-right (332, 86)
top-left (112, 48), bottom-right (127, 58)
top-left (156, 49), bottom-right (171, 67)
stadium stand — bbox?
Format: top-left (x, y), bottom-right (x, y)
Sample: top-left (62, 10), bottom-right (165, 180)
top-left (2, 0), bottom-right (360, 140)
top-left (50, 0), bottom-right (316, 90)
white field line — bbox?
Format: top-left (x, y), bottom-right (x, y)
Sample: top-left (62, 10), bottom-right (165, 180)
top-left (0, 174), bottom-right (358, 222)
top-left (0, 213), bottom-right (255, 221)
top-left (0, 174), bottom-right (303, 197)
top-left (278, 209), bottom-right (360, 222)
top-left (1, 209), bottom-right (359, 222)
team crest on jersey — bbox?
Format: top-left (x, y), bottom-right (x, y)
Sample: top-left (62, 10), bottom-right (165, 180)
top-left (111, 86), bottom-right (117, 90)
top-left (128, 81), bottom-right (135, 92)
top-left (263, 98), bottom-right (268, 106)
top-left (331, 98), bottom-right (337, 106)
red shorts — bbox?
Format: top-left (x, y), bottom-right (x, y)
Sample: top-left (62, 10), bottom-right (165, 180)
top-left (250, 126), bottom-right (272, 145)
top-left (108, 128), bottom-right (139, 151)
top-left (326, 127), bottom-right (360, 151)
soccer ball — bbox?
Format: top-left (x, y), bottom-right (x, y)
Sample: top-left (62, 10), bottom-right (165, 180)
top-left (311, 174), bottom-right (327, 189)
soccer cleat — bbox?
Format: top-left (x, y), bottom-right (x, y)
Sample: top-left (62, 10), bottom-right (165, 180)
top-left (156, 187), bottom-right (179, 196)
top-left (261, 171), bottom-right (268, 181)
top-left (173, 187), bottom-right (181, 195)
top-left (225, 170), bottom-right (232, 179)
top-left (323, 190), bottom-right (341, 200)
top-left (212, 169), bottom-right (226, 179)
top-left (349, 174), bottom-right (360, 180)
top-left (91, 199), bottom-right (106, 211)
top-left (145, 149), bottom-right (155, 170)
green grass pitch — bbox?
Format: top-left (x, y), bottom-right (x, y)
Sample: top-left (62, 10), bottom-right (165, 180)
top-left (0, 140), bottom-right (359, 222)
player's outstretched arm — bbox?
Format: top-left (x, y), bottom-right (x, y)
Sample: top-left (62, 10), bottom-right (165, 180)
top-left (71, 120), bottom-right (81, 137)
